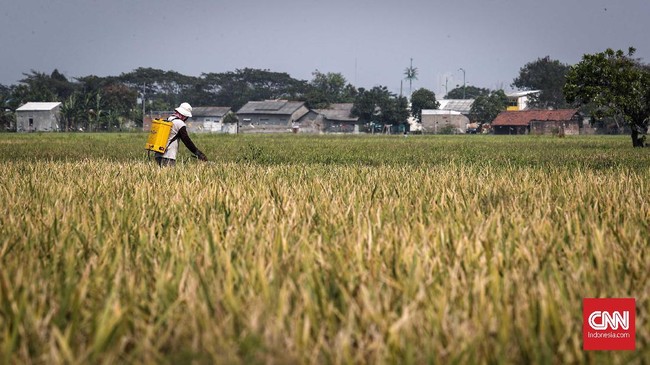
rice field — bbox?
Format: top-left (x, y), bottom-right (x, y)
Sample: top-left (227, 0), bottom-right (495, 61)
top-left (0, 133), bottom-right (648, 364)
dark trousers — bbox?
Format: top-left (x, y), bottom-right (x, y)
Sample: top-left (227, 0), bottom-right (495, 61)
top-left (155, 156), bottom-right (176, 167)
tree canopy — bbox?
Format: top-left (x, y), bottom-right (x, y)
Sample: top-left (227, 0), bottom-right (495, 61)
top-left (404, 58), bottom-right (418, 96)
top-left (469, 90), bottom-right (509, 125)
top-left (352, 86), bottom-right (409, 127)
top-left (305, 70), bottom-right (357, 109)
top-left (445, 85), bottom-right (489, 100)
top-left (3, 67), bottom-right (312, 131)
top-left (512, 56), bottom-right (570, 109)
top-left (564, 47), bottom-right (650, 147)
top-left (410, 88), bottom-right (439, 123)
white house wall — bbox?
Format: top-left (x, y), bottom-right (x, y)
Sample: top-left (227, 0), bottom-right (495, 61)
top-left (16, 109), bottom-right (60, 132)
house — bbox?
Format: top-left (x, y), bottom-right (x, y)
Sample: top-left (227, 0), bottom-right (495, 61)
top-left (236, 100), bottom-right (309, 133)
top-left (505, 90), bottom-right (541, 111)
top-left (16, 102), bottom-right (61, 132)
top-left (420, 109), bottom-right (469, 134)
top-left (298, 103), bottom-right (360, 133)
top-left (491, 109), bottom-right (581, 135)
top-left (186, 106), bottom-right (234, 134)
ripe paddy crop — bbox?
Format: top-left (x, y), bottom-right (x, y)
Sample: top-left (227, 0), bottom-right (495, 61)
top-left (0, 134), bottom-right (648, 364)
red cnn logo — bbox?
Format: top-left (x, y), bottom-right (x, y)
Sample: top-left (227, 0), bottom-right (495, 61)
top-left (583, 298), bottom-right (635, 350)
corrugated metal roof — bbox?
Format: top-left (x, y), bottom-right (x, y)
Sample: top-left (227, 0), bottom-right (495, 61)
top-left (438, 99), bottom-right (474, 113)
top-left (192, 106), bottom-right (231, 117)
top-left (491, 109), bottom-right (579, 126)
top-left (237, 100), bottom-right (306, 115)
top-left (16, 102), bottom-right (61, 111)
top-left (422, 109), bottom-right (461, 115)
top-left (506, 90), bottom-right (541, 98)
top-left (314, 103), bottom-right (358, 122)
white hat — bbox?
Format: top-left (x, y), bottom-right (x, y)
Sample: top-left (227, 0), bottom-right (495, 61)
top-left (175, 102), bottom-right (192, 118)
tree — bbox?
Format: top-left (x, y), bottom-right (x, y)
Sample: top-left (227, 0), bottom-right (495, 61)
top-left (383, 95), bottom-right (410, 128)
top-left (305, 70), bottom-right (357, 109)
top-left (564, 47), bottom-right (650, 147)
top-left (352, 86), bottom-right (388, 123)
top-left (100, 83), bottom-right (138, 126)
top-left (85, 91), bottom-right (104, 132)
top-left (118, 67), bottom-right (198, 111)
top-left (445, 85), bottom-right (489, 99)
top-left (59, 93), bottom-right (85, 131)
top-left (352, 86), bottom-right (409, 131)
top-left (469, 90), bottom-right (509, 125)
top-left (13, 70), bottom-right (58, 103)
top-left (222, 111), bottom-right (238, 124)
top-left (410, 88), bottom-right (439, 123)
top-left (512, 56), bottom-right (570, 109)
top-left (404, 58), bottom-right (418, 96)
top-left (0, 84), bottom-right (16, 131)
top-left (202, 68), bottom-right (308, 110)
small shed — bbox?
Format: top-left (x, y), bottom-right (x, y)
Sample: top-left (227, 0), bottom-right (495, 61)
top-left (16, 102), bottom-right (61, 132)
top-left (236, 100), bottom-right (309, 133)
top-left (186, 106), bottom-right (233, 133)
top-left (492, 109), bottom-right (580, 135)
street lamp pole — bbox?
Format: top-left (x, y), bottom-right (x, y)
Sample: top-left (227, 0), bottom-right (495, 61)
top-left (458, 68), bottom-right (466, 99)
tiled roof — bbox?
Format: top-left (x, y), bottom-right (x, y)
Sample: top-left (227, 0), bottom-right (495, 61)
top-left (491, 109), bottom-right (579, 126)
top-left (192, 106), bottom-right (231, 117)
top-left (236, 100), bottom-right (305, 115)
top-left (315, 103), bottom-right (358, 122)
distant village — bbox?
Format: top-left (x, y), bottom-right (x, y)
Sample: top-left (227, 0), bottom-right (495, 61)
top-left (15, 90), bottom-right (593, 136)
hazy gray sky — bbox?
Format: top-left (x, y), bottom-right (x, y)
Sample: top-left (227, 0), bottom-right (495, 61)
top-left (2, 0), bottom-right (649, 97)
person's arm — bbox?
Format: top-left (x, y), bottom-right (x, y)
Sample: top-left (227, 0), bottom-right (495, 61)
top-left (177, 126), bottom-right (207, 160)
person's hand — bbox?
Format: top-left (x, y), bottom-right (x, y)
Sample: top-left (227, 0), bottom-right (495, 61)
top-left (196, 151), bottom-right (208, 161)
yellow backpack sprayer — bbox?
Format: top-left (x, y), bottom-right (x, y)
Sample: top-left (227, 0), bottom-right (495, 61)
top-left (145, 118), bottom-right (173, 153)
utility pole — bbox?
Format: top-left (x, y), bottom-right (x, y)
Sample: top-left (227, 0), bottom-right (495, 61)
top-left (458, 68), bottom-right (466, 99)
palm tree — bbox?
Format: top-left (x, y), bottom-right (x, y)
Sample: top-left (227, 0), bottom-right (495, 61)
top-left (404, 58), bottom-right (418, 96)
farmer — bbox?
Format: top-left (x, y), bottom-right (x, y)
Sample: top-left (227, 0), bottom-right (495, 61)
top-left (155, 102), bottom-right (208, 166)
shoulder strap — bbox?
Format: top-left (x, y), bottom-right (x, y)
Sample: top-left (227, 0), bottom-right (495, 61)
top-left (165, 116), bottom-right (181, 150)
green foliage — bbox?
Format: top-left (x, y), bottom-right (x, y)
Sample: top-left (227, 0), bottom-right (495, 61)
top-left (410, 88), bottom-right (440, 123)
top-left (512, 56), bottom-right (570, 109)
top-left (445, 85), bottom-right (489, 99)
top-left (117, 67), bottom-right (197, 111)
top-left (222, 111), bottom-right (238, 124)
top-left (564, 47), bottom-right (650, 147)
top-left (201, 68), bottom-right (309, 111)
top-left (469, 90), bottom-right (509, 125)
top-left (404, 59), bottom-right (418, 95)
top-left (352, 86), bottom-right (409, 126)
top-left (2, 67), bottom-right (312, 132)
top-left (59, 93), bottom-right (85, 131)
top-left (13, 70), bottom-right (59, 103)
top-left (305, 70), bottom-right (357, 109)
top-left (0, 84), bottom-right (15, 131)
